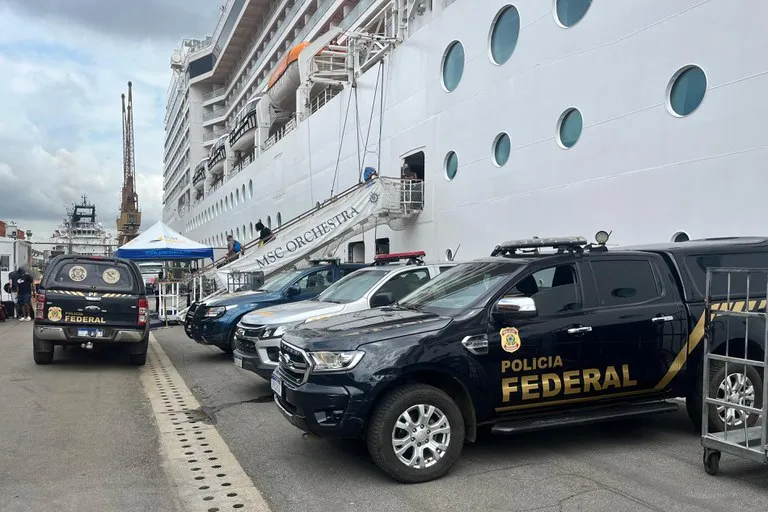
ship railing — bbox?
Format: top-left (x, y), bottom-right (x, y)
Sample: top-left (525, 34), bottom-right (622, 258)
top-left (203, 86), bottom-right (227, 103)
top-left (311, 86), bottom-right (343, 114)
top-left (262, 117), bottom-right (297, 151)
top-left (230, 150), bottom-right (256, 177)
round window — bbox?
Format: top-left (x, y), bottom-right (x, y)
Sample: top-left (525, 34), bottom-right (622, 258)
top-left (235, 189), bottom-right (240, 205)
top-left (445, 249), bottom-right (454, 261)
top-left (241, 184), bottom-right (246, 202)
top-left (442, 41), bottom-right (465, 92)
top-left (249, 179), bottom-right (253, 199)
top-left (493, 133), bottom-right (511, 167)
top-left (667, 65), bottom-right (707, 117)
top-left (249, 223), bottom-right (254, 238)
top-left (267, 216), bottom-right (272, 229)
top-left (445, 151), bottom-right (459, 180)
top-left (277, 212), bottom-right (282, 227)
top-left (489, 5), bottom-right (520, 65)
top-left (557, 108), bottom-right (583, 149)
top-left (555, 0), bottom-right (592, 27)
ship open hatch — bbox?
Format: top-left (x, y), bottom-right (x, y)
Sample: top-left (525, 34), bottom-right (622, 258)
top-left (402, 151), bottom-right (425, 181)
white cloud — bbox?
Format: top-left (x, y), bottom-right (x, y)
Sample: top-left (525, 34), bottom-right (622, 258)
top-left (0, 2), bottom-right (217, 247)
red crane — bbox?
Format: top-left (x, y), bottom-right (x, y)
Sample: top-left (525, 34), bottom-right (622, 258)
top-left (117, 81), bottom-right (141, 246)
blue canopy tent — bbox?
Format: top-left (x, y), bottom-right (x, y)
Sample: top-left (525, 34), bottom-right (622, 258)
top-left (115, 221), bottom-right (213, 261)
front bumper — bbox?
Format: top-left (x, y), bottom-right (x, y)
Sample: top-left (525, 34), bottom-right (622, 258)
top-left (273, 370), bottom-right (364, 439)
top-left (34, 325), bottom-right (146, 343)
top-left (233, 335), bottom-right (279, 379)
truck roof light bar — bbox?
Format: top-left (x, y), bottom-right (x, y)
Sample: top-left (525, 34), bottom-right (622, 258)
top-left (491, 237), bottom-right (588, 257)
top-left (309, 258), bottom-right (341, 266)
top-left (373, 251), bottom-right (426, 266)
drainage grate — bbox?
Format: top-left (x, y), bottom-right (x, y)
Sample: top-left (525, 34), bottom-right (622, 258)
top-left (141, 334), bottom-right (271, 512)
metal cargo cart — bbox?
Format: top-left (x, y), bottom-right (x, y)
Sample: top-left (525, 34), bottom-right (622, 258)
top-left (701, 267), bottom-right (768, 475)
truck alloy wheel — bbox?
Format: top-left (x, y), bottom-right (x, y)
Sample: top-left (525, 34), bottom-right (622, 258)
top-left (366, 383), bottom-right (464, 483)
top-left (391, 404), bottom-right (452, 469)
top-left (708, 363), bottom-right (763, 431)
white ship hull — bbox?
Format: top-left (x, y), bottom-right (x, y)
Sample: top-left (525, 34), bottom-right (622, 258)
top-left (172, 0), bottom-right (768, 263)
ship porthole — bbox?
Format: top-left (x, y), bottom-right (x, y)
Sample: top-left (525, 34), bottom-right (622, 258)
top-left (666, 65), bottom-right (707, 117)
top-left (277, 212), bottom-right (282, 227)
top-left (672, 231), bottom-right (690, 243)
top-left (489, 5), bottom-right (520, 65)
top-left (554, 0), bottom-right (592, 28)
top-left (556, 107), bottom-right (583, 149)
top-left (492, 132), bottom-right (511, 167)
top-left (445, 249), bottom-right (454, 261)
top-left (444, 151), bottom-right (459, 181)
top-left (249, 179), bottom-right (253, 199)
top-left (441, 41), bottom-right (465, 92)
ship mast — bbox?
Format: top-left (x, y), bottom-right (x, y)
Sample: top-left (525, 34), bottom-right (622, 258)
top-left (117, 81), bottom-right (142, 246)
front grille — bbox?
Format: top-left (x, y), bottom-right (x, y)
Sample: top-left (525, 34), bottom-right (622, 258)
top-left (239, 324), bottom-right (266, 339)
top-left (278, 341), bottom-right (310, 385)
top-left (236, 337), bottom-right (257, 354)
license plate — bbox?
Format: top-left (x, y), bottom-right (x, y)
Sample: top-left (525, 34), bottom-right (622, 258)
top-left (271, 374), bottom-right (282, 396)
top-left (234, 356), bottom-right (243, 368)
top-left (77, 328), bottom-right (104, 338)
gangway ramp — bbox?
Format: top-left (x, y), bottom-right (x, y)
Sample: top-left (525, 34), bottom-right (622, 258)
top-left (180, 178), bottom-right (422, 317)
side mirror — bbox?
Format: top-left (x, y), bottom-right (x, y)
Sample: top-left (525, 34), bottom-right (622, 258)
top-left (370, 292), bottom-right (395, 308)
top-left (492, 296), bottom-right (537, 323)
top-left (286, 284), bottom-right (301, 297)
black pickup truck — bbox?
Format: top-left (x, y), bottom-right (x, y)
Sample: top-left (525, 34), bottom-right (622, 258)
top-left (33, 254), bottom-right (150, 365)
top-left (272, 235), bottom-right (768, 483)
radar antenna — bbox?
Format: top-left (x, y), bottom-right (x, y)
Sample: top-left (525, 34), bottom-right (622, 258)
top-left (117, 81), bottom-right (142, 246)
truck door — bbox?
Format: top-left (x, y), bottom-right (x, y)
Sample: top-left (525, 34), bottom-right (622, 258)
top-left (579, 255), bottom-right (686, 396)
top-left (488, 261), bottom-right (592, 414)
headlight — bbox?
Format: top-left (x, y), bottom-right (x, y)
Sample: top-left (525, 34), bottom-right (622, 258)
top-left (204, 304), bottom-right (238, 318)
top-left (308, 350), bottom-right (364, 372)
top-left (304, 313), bottom-right (335, 324)
top-left (263, 323), bottom-right (297, 338)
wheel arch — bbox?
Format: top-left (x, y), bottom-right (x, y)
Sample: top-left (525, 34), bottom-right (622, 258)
top-left (366, 369), bottom-right (478, 443)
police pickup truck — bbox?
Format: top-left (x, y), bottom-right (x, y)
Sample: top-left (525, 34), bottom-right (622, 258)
top-left (33, 254), bottom-right (150, 365)
top-left (272, 234), bottom-right (768, 483)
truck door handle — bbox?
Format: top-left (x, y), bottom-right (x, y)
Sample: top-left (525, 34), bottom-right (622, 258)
top-left (567, 326), bottom-right (592, 334)
top-left (651, 315), bottom-right (675, 323)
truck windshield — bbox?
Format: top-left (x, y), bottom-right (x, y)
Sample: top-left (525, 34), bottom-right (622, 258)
top-left (398, 262), bottom-right (522, 314)
top-left (315, 269), bottom-right (389, 303)
top-left (48, 261), bottom-right (136, 293)
top-left (258, 269), bottom-right (306, 293)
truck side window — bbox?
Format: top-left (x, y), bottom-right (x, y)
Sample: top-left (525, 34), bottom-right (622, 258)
top-left (295, 269), bottom-right (334, 293)
top-left (509, 265), bottom-right (581, 316)
top-left (377, 268), bottom-right (430, 301)
top-left (591, 260), bottom-right (660, 306)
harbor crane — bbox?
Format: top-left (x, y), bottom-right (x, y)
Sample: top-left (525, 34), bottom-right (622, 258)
top-left (117, 81), bottom-right (141, 246)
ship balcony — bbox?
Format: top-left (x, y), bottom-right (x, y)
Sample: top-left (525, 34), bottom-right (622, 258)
top-left (229, 99), bottom-right (259, 153)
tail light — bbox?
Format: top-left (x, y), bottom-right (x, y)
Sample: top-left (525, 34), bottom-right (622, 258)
top-left (138, 297), bottom-right (148, 326)
top-left (35, 293), bottom-right (46, 320)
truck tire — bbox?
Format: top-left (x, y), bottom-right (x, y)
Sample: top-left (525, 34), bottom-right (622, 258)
top-left (366, 383), bottom-right (465, 483)
top-left (33, 335), bottom-right (54, 365)
top-left (129, 337), bottom-right (149, 366)
top-left (705, 361), bottom-right (763, 432)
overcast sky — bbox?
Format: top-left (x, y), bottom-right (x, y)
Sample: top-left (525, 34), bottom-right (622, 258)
top-left (0, 0), bottom-right (220, 246)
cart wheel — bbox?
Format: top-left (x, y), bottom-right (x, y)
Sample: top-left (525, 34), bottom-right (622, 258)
top-left (703, 449), bottom-right (720, 476)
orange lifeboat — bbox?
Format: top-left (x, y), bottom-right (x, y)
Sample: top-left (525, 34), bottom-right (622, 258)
top-left (266, 42), bottom-right (310, 111)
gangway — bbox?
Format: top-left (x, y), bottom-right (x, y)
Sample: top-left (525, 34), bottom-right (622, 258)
top-left (178, 177), bottom-right (422, 319)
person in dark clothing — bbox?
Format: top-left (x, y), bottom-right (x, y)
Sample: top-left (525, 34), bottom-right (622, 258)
top-left (155, 270), bottom-right (163, 312)
top-left (254, 221), bottom-right (274, 247)
top-left (13, 266), bottom-right (35, 321)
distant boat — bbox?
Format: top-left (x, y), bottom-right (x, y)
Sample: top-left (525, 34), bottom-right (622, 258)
top-left (49, 195), bottom-right (115, 257)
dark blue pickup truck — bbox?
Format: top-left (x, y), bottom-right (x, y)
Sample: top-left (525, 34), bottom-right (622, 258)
top-left (185, 261), bottom-right (365, 353)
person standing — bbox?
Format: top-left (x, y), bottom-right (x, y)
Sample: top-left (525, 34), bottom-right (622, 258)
top-left (254, 221), bottom-right (274, 247)
top-left (14, 266), bottom-right (35, 321)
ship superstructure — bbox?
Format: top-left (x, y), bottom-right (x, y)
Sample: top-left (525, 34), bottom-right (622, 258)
top-left (163, 0), bottom-right (768, 263)
top-left (50, 196), bottom-right (114, 257)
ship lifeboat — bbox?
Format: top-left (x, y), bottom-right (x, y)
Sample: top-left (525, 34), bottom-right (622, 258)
top-left (229, 97), bottom-right (260, 153)
top-left (208, 134), bottom-right (227, 176)
top-left (266, 42), bottom-right (310, 112)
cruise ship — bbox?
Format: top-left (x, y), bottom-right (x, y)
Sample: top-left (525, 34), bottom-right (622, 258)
top-left (162, 0), bottom-right (768, 265)
top-left (49, 196), bottom-right (115, 257)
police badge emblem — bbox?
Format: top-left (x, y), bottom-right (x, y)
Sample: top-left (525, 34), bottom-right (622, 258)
top-left (500, 327), bottom-right (521, 354)
top-left (48, 306), bottom-right (62, 322)
top-left (69, 265), bottom-right (87, 282)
